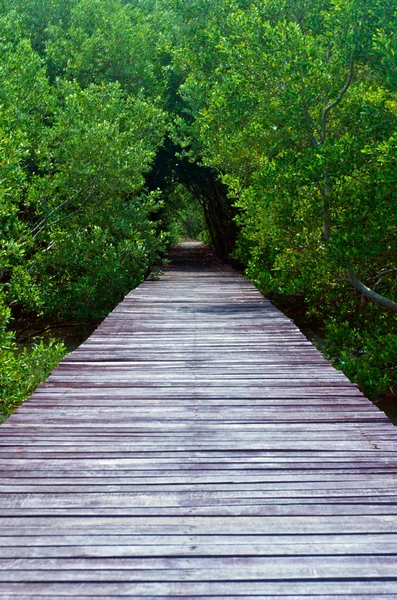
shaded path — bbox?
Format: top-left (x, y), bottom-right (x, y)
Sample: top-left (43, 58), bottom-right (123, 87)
top-left (1, 242), bottom-right (397, 598)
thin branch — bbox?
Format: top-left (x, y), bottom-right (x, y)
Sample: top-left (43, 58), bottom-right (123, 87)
top-left (347, 268), bottom-right (397, 313)
top-left (39, 186), bottom-right (99, 233)
top-left (373, 268), bottom-right (397, 289)
top-left (30, 174), bottom-right (105, 239)
top-left (31, 189), bottom-right (81, 237)
top-left (372, 267), bottom-right (397, 280)
top-left (303, 108), bottom-right (321, 147)
top-left (16, 321), bottom-right (81, 343)
top-left (321, 60), bottom-right (354, 142)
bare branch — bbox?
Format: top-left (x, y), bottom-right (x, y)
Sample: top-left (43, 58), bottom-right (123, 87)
top-left (30, 174), bottom-right (105, 239)
top-left (372, 267), bottom-right (397, 280)
top-left (316, 181), bottom-right (331, 241)
top-left (373, 268), bottom-right (397, 289)
top-left (303, 108), bottom-right (321, 147)
top-left (36, 185), bottom-right (100, 235)
top-left (347, 268), bottom-right (397, 313)
top-left (321, 61), bottom-right (354, 142)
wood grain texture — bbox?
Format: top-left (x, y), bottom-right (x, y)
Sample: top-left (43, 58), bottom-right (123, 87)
top-left (1, 242), bottom-right (396, 598)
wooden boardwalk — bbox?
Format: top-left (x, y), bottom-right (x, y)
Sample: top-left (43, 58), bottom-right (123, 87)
top-left (1, 241), bottom-right (397, 598)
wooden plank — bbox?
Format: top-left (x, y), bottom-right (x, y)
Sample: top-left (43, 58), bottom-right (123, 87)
top-left (1, 581), bottom-right (397, 595)
top-left (1, 595), bottom-right (397, 600)
top-left (1, 556), bottom-right (397, 582)
top-left (1, 536), bottom-right (397, 559)
top-left (2, 514), bottom-right (397, 535)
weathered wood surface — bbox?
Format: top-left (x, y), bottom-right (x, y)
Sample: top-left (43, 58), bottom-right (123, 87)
top-left (1, 241), bottom-right (397, 598)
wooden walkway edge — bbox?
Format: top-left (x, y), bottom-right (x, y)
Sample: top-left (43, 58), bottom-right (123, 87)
top-left (1, 241), bottom-right (397, 598)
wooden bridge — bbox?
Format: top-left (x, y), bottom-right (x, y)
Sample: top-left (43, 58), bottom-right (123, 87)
top-left (1, 242), bottom-right (397, 598)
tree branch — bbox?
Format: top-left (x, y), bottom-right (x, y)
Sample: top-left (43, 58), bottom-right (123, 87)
top-left (321, 60), bottom-right (354, 142)
top-left (35, 185), bottom-right (100, 235)
top-left (30, 174), bottom-right (105, 240)
top-left (372, 267), bottom-right (397, 280)
top-left (303, 108), bottom-right (321, 147)
top-left (347, 268), bottom-right (397, 313)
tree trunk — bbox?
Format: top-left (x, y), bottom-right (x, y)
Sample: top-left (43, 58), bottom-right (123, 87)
top-left (323, 171), bottom-right (332, 242)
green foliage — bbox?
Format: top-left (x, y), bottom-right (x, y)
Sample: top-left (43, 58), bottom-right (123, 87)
top-left (46, 0), bottom-right (164, 94)
top-left (0, 7), bottom-right (170, 321)
top-left (0, 0), bottom-right (172, 419)
top-left (0, 294), bottom-right (66, 422)
top-left (20, 81), bottom-right (168, 318)
top-left (325, 320), bottom-right (397, 398)
top-left (165, 184), bottom-right (209, 243)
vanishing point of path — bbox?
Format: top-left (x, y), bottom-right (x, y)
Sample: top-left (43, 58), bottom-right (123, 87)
top-left (1, 242), bottom-right (397, 598)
